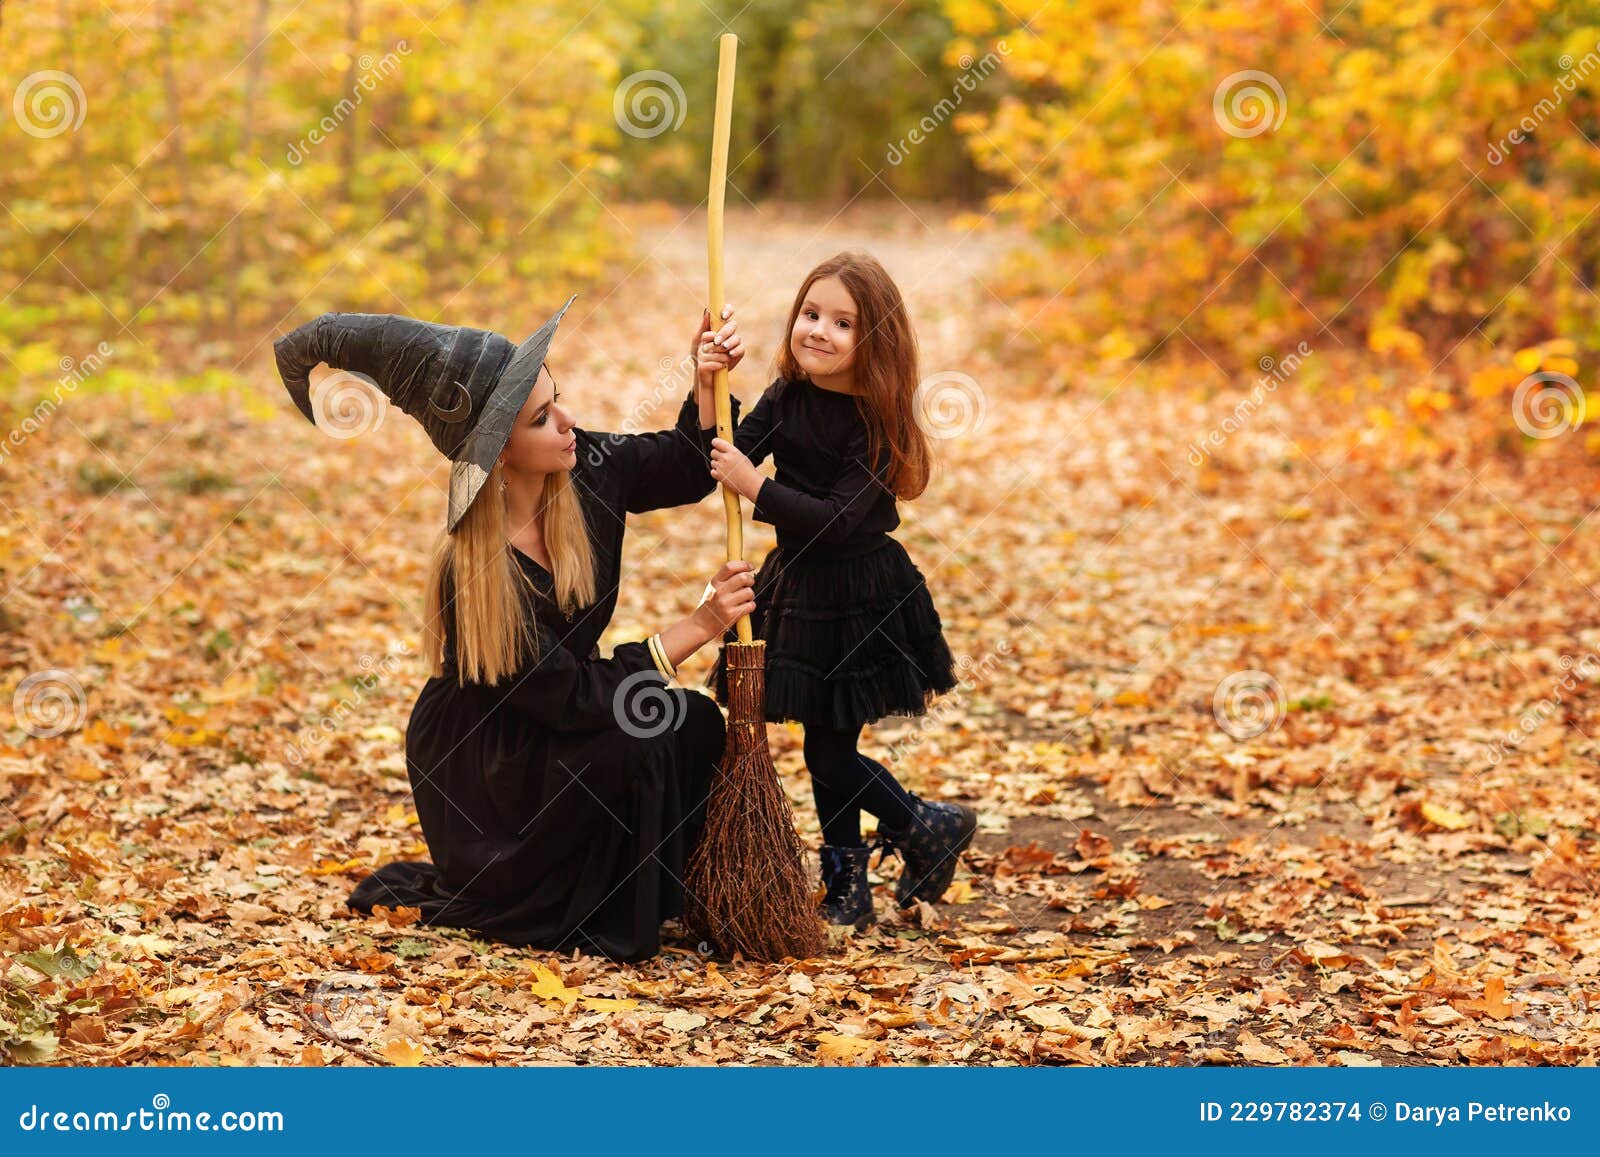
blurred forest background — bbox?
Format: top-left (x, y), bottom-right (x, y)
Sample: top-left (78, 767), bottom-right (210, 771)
top-left (3, 0), bottom-right (1598, 433)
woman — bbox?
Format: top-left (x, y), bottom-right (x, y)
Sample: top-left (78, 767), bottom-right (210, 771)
top-left (273, 300), bottom-right (751, 961)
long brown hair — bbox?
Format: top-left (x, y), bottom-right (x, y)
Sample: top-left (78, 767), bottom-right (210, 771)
top-left (775, 250), bottom-right (932, 500)
top-left (422, 460), bottom-right (596, 685)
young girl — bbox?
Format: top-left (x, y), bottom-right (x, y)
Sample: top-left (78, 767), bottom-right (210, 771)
top-left (705, 251), bottom-right (977, 930)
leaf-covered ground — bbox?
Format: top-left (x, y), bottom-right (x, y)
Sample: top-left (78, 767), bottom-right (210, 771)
top-left (3, 205), bottom-right (1598, 1066)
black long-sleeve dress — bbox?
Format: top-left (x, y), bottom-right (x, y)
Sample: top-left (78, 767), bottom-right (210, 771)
top-left (706, 376), bottom-right (956, 731)
top-left (347, 388), bottom-right (742, 962)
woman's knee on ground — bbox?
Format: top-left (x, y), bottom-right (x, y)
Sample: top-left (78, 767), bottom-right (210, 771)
top-left (664, 690), bottom-right (722, 751)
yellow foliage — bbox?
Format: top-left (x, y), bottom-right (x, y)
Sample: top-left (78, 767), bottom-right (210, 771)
top-left (1514, 348), bottom-right (1545, 374)
top-left (1369, 326), bottom-right (1426, 363)
top-left (943, 0), bottom-right (998, 36)
top-left (957, 3), bottom-right (1600, 364)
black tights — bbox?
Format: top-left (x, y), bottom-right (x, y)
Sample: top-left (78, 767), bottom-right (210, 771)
top-left (802, 723), bottom-right (918, 848)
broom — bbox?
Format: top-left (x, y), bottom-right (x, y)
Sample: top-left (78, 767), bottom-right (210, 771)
top-left (683, 33), bottom-right (827, 962)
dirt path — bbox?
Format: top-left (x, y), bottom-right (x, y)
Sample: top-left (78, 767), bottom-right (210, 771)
top-left (624, 203), bottom-right (1598, 1064)
top-left (3, 203), bottom-right (1597, 1066)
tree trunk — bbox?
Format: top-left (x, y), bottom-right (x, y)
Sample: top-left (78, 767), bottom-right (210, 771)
top-left (227, 0), bottom-right (272, 331)
top-left (339, 0), bottom-right (364, 203)
top-left (160, 1), bottom-right (198, 310)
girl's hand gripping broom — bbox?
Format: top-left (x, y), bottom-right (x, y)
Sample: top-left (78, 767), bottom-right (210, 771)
top-left (683, 33), bottom-right (827, 962)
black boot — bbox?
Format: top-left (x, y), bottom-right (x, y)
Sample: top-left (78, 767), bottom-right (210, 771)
top-left (818, 844), bottom-right (875, 930)
top-left (874, 795), bottom-right (979, 909)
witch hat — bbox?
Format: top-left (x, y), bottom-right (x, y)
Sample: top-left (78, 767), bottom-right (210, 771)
top-left (272, 296), bottom-right (577, 533)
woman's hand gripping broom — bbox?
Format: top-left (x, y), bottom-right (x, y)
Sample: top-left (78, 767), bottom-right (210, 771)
top-left (682, 33), bottom-right (827, 962)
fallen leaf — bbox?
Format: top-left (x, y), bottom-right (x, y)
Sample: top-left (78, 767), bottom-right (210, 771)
top-left (382, 1036), bottom-right (426, 1066)
top-left (1420, 801), bottom-right (1471, 831)
top-left (661, 1010), bottom-right (707, 1032)
top-left (1236, 1031), bottom-right (1289, 1065)
top-left (815, 1033), bottom-right (879, 1065)
top-left (529, 962), bottom-right (581, 1005)
top-left (1458, 977), bottom-right (1518, 1020)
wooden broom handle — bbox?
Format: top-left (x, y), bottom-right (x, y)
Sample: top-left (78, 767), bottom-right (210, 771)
top-left (706, 33), bottom-right (752, 644)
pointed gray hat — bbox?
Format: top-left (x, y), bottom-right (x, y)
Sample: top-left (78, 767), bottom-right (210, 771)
top-left (273, 296), bottom-right (577, 532)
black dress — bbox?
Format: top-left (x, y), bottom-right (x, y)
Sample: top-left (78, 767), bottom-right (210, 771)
top-left (707, 376), bottom-right (956, 731)
top-left (347, 388), bottom-right (743, 962)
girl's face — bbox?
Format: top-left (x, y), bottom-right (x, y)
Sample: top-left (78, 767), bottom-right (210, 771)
top-left (790, 276), bottom-right (859, 381)
top-left (498, 365), bottom-right (577, 479)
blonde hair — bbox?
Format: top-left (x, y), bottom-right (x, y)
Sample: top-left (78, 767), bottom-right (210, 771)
top-left (422, 460), bottom-right (597, 685)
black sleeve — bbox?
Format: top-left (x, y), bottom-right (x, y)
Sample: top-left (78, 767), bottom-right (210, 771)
top-left (731, 384), bottom-right (780, 467)
top-left (750, 419), bottom-right (892, 546)
top-left (488, 621), bottom-right (668, 733)
top-left (595, 388), bottom-right (743, 514)
top-left (442, 572), bottom-right (669, 732)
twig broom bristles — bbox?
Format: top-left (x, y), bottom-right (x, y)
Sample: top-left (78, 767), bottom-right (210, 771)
top-left (683, 33), bottom-right (827, 962)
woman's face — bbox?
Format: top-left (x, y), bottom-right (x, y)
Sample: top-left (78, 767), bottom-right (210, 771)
top-left (789, 276), bottom-right (859, 380)
top-left (498, 365), bottom-right (577, 479)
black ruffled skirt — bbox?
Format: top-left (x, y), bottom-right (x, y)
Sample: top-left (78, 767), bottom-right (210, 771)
top-left (346, 687), bottom-right (726, 963)
top-left (707, 536), bottom-right (956, 731)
